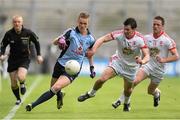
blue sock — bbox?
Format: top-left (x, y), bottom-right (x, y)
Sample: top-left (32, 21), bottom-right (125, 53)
top-left (32, 89), bottom-right (55, 108)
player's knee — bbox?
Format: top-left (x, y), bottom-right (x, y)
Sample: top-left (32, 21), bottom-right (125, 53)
top-left (17, 74), bottom-right (26, 81)
top-left (11, 85), bottom-right (19, 89)
top-left (99, 75), bottom-right (109, 82)
top-left (129, 88), bottom-right (133, 93)
top-left (10, 80), bottom-right (18, 86)
top-left (50, 87), bottom-right (58, 94)
top-left (124, 88), bottom-right (132, 96)
top-left (51, 85), bottom-right (61, 93)
top-left (133, 80), bottom-right (138, 87)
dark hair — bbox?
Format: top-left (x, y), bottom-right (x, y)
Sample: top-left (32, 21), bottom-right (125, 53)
top-left (154, 16), bottom-right (165, 25)
top-left (78, 12), bottom-right (90, 19)
top-left (123, 18), bottom-right (137, 29)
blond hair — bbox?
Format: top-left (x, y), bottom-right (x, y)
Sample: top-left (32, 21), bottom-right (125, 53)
top-left (78, 12), bottom-right (90, 19)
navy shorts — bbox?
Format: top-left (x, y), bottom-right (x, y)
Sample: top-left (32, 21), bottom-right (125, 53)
top-left (7, 58), bottom-right (30, 72)
top-left (52, 62), bottom-right (79, 82)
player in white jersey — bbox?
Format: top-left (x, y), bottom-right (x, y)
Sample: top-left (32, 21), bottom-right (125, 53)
top-left (77, 18), bottom-right (149, 112)
top-left (113, 16), bottom-right (179, 109)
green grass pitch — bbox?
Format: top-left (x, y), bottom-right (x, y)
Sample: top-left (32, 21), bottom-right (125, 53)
top-left (0, 74), bottom-right (180, 119)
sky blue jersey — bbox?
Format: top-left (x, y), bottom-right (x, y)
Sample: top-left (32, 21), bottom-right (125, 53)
top-left (57, 27), bottom-right (95, 68)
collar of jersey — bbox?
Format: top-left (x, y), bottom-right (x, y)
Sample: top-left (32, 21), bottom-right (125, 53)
top-left (13, 26), bottom-right (24, 33)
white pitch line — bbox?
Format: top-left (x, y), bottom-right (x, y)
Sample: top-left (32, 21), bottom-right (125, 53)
top-left (0, 76), bottom-right (2, 92)
top-left (0, 62), bottom-right (3, 92)
top-left (2, 75), bottom-right (43, 120)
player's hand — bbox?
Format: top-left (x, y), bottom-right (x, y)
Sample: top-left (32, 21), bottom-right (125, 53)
top-left (86, 49), bottom-right (95, 58)
top-left (135, 56), bottom-right (143, 64)
top-left (37, 55), bottom-right (44, 64)
top-left (156, 55), bottom-right (166, 63)
top-left (90, 66), bottom-right (96, 78)
top-left (0, 55), bottom-right (7, 61)
top-left (58, 37), bottom-right (67, 50)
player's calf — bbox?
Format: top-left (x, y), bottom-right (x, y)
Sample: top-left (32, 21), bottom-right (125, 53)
top-left (20, 82), bottom-right (26, 95)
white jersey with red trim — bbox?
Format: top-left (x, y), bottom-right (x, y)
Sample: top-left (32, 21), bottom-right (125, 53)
top-left (144, 32), bottom-right (176, 72)
top-left (111, 29), bottom-right (147, 67)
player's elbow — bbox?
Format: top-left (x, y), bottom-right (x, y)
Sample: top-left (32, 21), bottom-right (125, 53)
top-left (175, 54), bottom-right (180, 60)
top-left (173, 52), bottom-right (180, 61)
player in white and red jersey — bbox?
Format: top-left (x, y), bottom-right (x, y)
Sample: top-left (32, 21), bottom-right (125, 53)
top-left (114, 16), bottom-right (179, 109)
top-left (77, 18), bottom-right (149, 112)
top-left (135, 16), bottom-right (179, 107)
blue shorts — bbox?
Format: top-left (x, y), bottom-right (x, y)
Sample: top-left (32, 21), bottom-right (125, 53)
top-left (52, 62), bottom-right (79, 82)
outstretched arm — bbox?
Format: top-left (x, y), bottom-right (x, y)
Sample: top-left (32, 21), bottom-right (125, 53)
top-left (92, 33), bottom-right (113, 52)
top-left (86, 33), bottom-right (113, 58)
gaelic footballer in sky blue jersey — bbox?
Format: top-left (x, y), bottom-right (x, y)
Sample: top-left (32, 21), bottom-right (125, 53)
top-left (25, 12), bottom-right (96, 112)
top-left (57, 27), bottom-right (95, 69)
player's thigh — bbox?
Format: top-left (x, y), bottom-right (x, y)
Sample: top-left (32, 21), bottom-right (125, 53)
top-left (9, 71), bottom-right (18, 86)
top-left (99, 66), bottom-right (116, 82)
top-left (134, 68), bottom-right (148, 86)
top-left (17, 67), bottom-right (28, 80)
top-left (52, 75), bottom-right (71, 92)
top-left (50, 77), bottom-right (58, 87)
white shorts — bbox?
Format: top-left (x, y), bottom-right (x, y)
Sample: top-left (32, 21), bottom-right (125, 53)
top-left (141, 65), bottom-right (164, 84)
top-left (109, 56), bottom-right (138, 82)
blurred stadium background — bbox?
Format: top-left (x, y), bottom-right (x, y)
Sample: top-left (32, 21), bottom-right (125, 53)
top-left (0, 0), bottom-right (180, 77)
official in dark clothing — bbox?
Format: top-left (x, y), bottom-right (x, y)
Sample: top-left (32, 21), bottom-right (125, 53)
top-left (0, 15), bottom-right (43, 105)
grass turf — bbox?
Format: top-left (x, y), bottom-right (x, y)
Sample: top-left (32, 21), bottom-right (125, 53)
top-left (0, 74), bottom-right (180, 119)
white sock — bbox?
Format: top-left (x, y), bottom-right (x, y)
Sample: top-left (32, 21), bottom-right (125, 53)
top-left (118, 92), bottom-right (125, 103)
top-left (124, 96), bottom-right (130, 104)
top-left (88, 89), bottom-right (96, 96)
top-left (153, 88), bottom-right (161, 98)
top-left (20, 83), bottom-right (25, 88)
